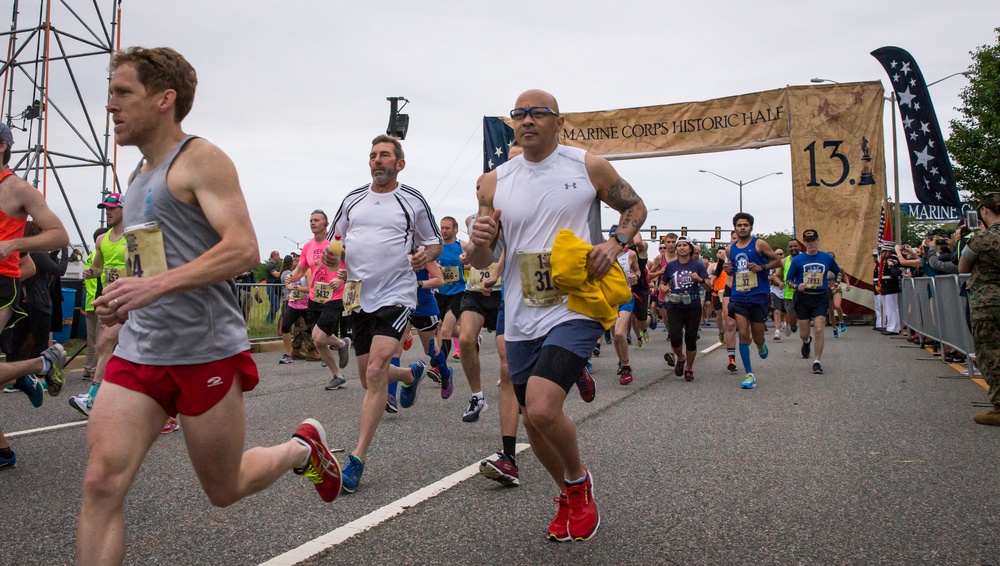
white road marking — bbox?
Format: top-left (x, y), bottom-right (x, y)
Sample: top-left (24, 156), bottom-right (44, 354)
top-left (260, 443), bottom-right (531, 566)
top-left (700, 341), bottom-right (724, 355)
top-left (6, 420), bottom-right (87, 438)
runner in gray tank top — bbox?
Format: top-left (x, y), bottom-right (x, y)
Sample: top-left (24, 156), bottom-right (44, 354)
top-left (78, 47), bottom-right (343, 566)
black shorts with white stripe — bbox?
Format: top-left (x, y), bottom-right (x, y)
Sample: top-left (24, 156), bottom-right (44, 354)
top-left (351, 305), bottom-right (413, 357)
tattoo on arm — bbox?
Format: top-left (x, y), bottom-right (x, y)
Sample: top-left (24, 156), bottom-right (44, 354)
top-left (606, 177), bottom-right (646, 233)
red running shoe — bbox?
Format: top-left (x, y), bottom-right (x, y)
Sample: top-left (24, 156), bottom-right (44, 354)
top-left (619, 365), bottom-right (633, 385)
top-left (403, 333), bottom-right (414, 351)
top-left (479, 452), bottom-right (520, 487)
top-left (547, 491), bottom-right (571, 542)
top-left (292, 418), bottom-right (342, 503)
top-left (566, 470), bottom-right (600, 541)
top-left (577, 364), bottom-right (596, 403)
top-left (160, 416), bottom-right (180, 434)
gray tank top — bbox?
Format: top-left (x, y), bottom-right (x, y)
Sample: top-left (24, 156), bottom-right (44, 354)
top-left (116, 136), bottom-right (249, 364)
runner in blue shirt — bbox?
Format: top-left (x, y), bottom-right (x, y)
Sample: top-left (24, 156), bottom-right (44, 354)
top-left (726, 212), bottom-right (783, 389)
top-left (786, 229), bottom-right (841, 375)
top-left (662, 237), bottom-right (712, 382)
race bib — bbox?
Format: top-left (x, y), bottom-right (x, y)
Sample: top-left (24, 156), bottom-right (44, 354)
top-left (103, 267), bottom-right (124, 284)
top-left (517, 250), bottom-right (566, 307)
top-left (124, 222), bottom-right (168, 278)
top-left (468, 261), bottom-right (501, 292)
top-left (290, 288), bottom-right (306, 302)
top-left (734, 271), bottom-right (758, 293)
top-left (343, 280), bottom-right (362, 313)
top-left (313, 281), bottom-right (333, 304)
top-left (804, 271), bottom-right (824, 290)
top-left (441, 266), bottom-right (461, 285)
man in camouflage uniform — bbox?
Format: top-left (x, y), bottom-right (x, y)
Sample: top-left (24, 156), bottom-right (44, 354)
top-left (959, 193), bottom-right (1000, 426)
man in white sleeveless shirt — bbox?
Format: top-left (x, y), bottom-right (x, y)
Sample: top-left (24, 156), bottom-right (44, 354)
top-left (78, 47), bottom-right (343, 566)
top-left (468, 90), bottom-right (646, 543)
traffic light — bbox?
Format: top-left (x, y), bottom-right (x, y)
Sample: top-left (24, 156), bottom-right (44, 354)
top-left (714, 226), bottom-right (721, 240)
top-left (649, 225), bottom-right (657, 240)
top-left (681, 226), bottom-right (687, 238)
top-left (711, 237), bottom-right (717, 247)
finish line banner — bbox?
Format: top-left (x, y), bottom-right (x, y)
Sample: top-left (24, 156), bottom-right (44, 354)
top-left (557, 89), bottom-right (790, 159)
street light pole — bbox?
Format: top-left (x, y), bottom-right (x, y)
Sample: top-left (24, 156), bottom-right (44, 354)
top-left (698, 169), bottom-right (783, 212)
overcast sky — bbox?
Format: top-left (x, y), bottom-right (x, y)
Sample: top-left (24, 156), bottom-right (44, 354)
top-left (7, 1), bottom-right (998, 257)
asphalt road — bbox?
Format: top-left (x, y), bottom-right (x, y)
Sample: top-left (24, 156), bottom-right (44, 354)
top-left (2, 321), bottom-right (998, 565)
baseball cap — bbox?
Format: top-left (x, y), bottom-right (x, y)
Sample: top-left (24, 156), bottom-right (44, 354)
top-left (0, 123), bottom-right (13, 148)
top-left (98, 193), bottom-right (124, 209)
top-left (802, 229), bottom-right (819, 241)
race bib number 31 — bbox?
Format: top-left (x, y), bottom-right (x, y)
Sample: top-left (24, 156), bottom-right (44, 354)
top-left (124, 222), bottom-right (168, 278)
top-left (517, 250), bottom-right (565, 307)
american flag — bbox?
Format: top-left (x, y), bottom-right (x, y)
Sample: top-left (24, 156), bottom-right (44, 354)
top-left (482, 117), bottom-right (516, 173)
top-left (871, 46), bottom-right (962, 208)
top-left (878, 200), bottom-right (893, 247)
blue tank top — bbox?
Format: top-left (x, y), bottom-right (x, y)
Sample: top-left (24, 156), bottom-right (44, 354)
top-left (729, 237), bottom-right (770, 305)
top-left (438, 240), bottom-right (465, 295)
top-left (414, 269), bottom-right (438, 317)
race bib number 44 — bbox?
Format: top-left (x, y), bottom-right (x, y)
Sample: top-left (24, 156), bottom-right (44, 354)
top-left (517, 250), bottom-right (565, 307)
top-left (124, 222), bottom-right (168, 278)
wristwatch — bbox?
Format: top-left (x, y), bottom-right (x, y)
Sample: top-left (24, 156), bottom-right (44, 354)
top-left (613, 231), bottom-right (629, 248)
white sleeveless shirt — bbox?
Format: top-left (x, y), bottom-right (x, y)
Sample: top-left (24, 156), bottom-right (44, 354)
top-left (493, 145), bottom-right (601, 341)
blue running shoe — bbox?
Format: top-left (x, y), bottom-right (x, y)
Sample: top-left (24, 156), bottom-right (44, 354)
top-left (0, 450), bottom-right (15, 469)
top-left (833, 327), bottom-right (840, 339)
top-left (758, 343), bottom-right (768, 359)
top-left (14, 376), bottom-right (43, 408)
top-left (399, 361), bottom-right (425, 409)
top-left (341, 454), bottom-right (365, 493)
top-left (649, 317), bottom-right (657, 330)
top-left (741, 373), bottom-right (757, 389)
top-left (840, 322), bottom-right (847, 333)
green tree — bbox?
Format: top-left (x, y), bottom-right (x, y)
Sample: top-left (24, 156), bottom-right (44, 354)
top-left (757, 230), bottom-right (794, 253)
top-left (949, 27), bottom-right (1000, 204)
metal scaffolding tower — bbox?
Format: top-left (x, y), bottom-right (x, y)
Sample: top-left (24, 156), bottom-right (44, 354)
top-left (1, 0), bottom-right (122, 250)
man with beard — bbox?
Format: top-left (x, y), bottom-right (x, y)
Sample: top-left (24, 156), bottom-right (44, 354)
top-left (325, 134), bottom-right (442, 493)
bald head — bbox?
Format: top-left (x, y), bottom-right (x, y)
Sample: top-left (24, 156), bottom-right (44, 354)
top-left (515, 89), bottom-right (559, 114)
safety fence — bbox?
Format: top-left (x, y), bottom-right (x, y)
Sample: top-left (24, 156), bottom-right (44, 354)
top-left (236, 283), bottom-right (285, 342)
top-left (899, 275), bottom-right (977, 375)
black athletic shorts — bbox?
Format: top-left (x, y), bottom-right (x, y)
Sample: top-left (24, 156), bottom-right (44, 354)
top-left (794, 292), bottom-right (830, 321)
top-left (0, 275), bottom-right (26, 330)
top-left (409, 314), bottom-right (439, 333)
top-left (459, 291), bottom-right (501, 332)
top-left (280, 304), bottom-right (310, 334)
top-left (631, 288), bottom-right (649, 322)
top-left (435, 292), bottom-right (463, 321)
top-left (307, 299), bottom-right (345, 337)
top-left (351, 305), bottom-right (413, 357)
top-left (712, 294), bottom-right (723, 312)
top-left (728, 300), bottom-right (769, 324)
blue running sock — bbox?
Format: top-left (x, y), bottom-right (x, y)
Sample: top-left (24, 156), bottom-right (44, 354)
top-left (87, 382), bottom-right (100, 399)
top-left (738, 343), bottom-right (752, 374)
top-left (388, 358), bottom-right (400, 397)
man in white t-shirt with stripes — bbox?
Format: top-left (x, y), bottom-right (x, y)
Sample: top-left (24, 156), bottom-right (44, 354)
top-left (468, 90), bottom-right (646, 543)
top-left (325, 135), bottom-right (442, 494)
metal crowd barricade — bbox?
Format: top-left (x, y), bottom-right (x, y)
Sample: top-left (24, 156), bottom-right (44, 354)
top-left (900, 278), bottom-right (919, 336)
top-left (235, 282), bottom-right (284, 342)
top-left (899, 275), bottom-right (976, 376)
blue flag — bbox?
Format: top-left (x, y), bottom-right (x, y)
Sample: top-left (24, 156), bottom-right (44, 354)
top-left (483, 117), bottom-right (516, 173)
top-left (871, 46), bottom-right (962, 208)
